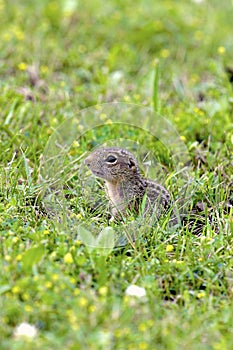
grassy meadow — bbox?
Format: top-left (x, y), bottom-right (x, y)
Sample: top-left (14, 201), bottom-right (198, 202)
top-left (0, 0), bottom-right (233, 349)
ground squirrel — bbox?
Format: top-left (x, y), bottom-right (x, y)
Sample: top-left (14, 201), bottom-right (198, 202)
top-left (84, 147), bottom-right (178, 224)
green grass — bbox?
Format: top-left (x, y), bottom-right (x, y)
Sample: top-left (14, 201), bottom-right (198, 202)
top-left (0, 0), bottom-right (233, 349)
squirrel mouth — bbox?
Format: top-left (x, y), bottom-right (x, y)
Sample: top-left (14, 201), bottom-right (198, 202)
top-left (90, 169), bottom-right (105, 178)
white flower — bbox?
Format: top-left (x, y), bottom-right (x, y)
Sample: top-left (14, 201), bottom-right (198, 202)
top-left (125, 285), bottom-right (146, 298)
top-left (110, 71), bottom-right (124, 84)
top-left (13, 322), bottom-right (38, 339)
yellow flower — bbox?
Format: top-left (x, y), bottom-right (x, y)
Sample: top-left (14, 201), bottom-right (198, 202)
top-left (106, 119), bottom-right (113, 124)
top-left (3, 33), bottom-right (11, 41)
top-left (75, 239), bottom-right (82, 246)
top-left (69, 277), bottom-right (76, 284)
top-left (22, 293), bottom-right (29, 301)
top-left (124, 95), bottom-right (130, 102)
top-left (40, 65), bottom-right (48, 73)
top-left (88, 305), bottom-right (96, 313)
top-left (160, 49), bottom-right (170, 58)
top-left (5, 255), bottom-right (12, 262)
top-left (180, 135), bottom-right (186, 142)
top-left (100, 113), bottom-right (107, 121)
top-left (78, 297), bottom-right (88, 307)
top-left (138, 323), bottom-right (147, 332)
top-left (72, 141), bottom-right (80, 148)
top-left (12, 286), bottom-right (20, 294)
top-left (217, 46), bottom-right (225, 54)
top-left (51, 274), bottom-right (59, 282)
top-left (139, 342), bottom-right (148, 350)
top-left (12, 237), bottom-right (19, 243)
top-left (64, 252), bottom-right (74, 264)
top-left (16, 254), bottom-right (22, 261)
top-left (24, 305), bottom-right (33, 312)
top-left (73, 288), bottom-right (80, 296)
top-left (45, 281), bottom-right (52, 289)
top-left (166, 244), bottom-right (174, 252)
top-left (99, 286), bottom-right (108, 296)
top-left (197, 291), bottom-right (205, 299)
top-left (15, 30), bottom-right (24, 41)
top-left (18, 62), bottom-right (27, 71)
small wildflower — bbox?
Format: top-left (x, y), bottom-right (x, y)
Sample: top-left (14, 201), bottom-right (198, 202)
top-left (73, 288), bottom-right (80, 296)
top-left (15, 30), bottom-right (24, 41)
top-left (166, 244), bottom-right (174, 252)
top-left (180, 135), bottom-right (186, 142)
top-left (95, 104), bottom-right (102, 110)
top-left (217, 46), bottom-right (225, 55)
top-left (22, 293), bottom-right (29, 301)
top-left (45, 281), bottom-right (52, 289)
top-left (197, 291), bottom-right (205, 298)
top-left (5, 255), bottom-right (12, 262)
top-left (123, 95), bottom-right (130, 102)
top-left (99, 286), bottom-right (108, 296)
top-left (70, 246), bottom-right (76, 253)
top-left (77, 124), bottom-right (84, 131)
top-left (13, 322), bottom-right (37, 339)
top-left (69, 277), bottom-right (76, 284)
top-left (12, 286), bottom-right (20, 294)
top-left (18, 62), bottom-right (27, 71)
top-left (75, 239), bottom-right (82, 246)
top-left (12, 237), bottom-right (19, 243)
top-left (88, 305), bottom-right (96, 313)
top-left (100, 113), bottom-right (107, 121)
top-left (43, 229), bottom-right (50, 235)
top-left (64, 252), bottom-right (74, 264)
top-left (106, 119), bottom-right (113, 125)
top-left (78, 297), bottom-right (88, 307)
top-left (72, 140), bottom-right (79, 148)
top-left (16, 254), bottom-right (22, 261)
top-left (24, 305), bottom-right (33, 312)
top-left (3, 33), bottom-right (11, 41)
top-left (50, 251), bottom-right (57, 259)
top-left (160, 49), bottom-right (170, 58)
top-left (139, 342), bottom-right (148, 350)
top-left (138, 323), bottom-right (147, 332)
top-left (40, 65), bottom-right (48, 73)
top-left (175, 260), bottom-right (183, 264)
top-left (51, 274), bottom-right (59, 282)
top-left (125, 285), bottom-right (146, 298)
top-left (133, 94), bottom-right (141, 100)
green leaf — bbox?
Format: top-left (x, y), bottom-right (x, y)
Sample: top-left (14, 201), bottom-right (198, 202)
top-left (96, 227), bottom-right (115, 256)
top-left (0, 285), bottom-right (11, 295)
top-left (22, 245), bottom-right (44, 273)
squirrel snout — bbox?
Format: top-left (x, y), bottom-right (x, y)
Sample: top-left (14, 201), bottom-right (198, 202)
top-left (84, 154), bottom-right (94, 167)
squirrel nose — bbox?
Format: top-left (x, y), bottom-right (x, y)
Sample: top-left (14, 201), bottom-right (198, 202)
top-left (84, 154), bottom-right (93, 167)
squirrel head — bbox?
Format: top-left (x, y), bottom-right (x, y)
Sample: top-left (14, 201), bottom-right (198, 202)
top-left (84, 147), bottom-right (140, 183)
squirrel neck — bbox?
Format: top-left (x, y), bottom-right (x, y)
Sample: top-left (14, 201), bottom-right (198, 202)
top-left (105, 171), bottom-right (147, 205)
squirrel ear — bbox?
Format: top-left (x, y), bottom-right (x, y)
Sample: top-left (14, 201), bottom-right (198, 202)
top-left (128, 158), bottom-right (136, 170)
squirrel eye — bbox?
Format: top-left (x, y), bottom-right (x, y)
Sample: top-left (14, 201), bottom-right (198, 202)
top-left (106, 155), bottom-right (117, 164)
